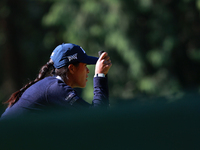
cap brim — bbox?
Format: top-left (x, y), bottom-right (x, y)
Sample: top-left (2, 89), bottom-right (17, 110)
top-left (80, 55), bottom-right (98, 65)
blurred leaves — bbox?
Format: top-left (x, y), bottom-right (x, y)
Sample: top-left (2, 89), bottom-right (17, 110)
top-left (1, 0), bottom-right (200, 107)
top-left (41, 0), bottom-right (200, 100)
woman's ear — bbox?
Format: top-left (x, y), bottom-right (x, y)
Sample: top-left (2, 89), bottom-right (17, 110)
top-left (68, 64), bottom-right (76, 74)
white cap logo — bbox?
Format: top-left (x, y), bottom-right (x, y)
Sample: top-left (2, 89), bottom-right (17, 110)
top-left (67, 53), bottom-right (78, 61)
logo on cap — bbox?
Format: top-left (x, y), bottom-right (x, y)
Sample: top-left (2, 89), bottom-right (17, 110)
top-left (67, 53), bottom-right (78, 62)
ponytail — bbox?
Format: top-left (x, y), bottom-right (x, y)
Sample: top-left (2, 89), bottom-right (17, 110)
top-left (4, 60), bottom-right (54, 107)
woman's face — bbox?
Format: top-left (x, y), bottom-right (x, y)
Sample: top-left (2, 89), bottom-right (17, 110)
top-left (72, 63), bottom-right (90, 88)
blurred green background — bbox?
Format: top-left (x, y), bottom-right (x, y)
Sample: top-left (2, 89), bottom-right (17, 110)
top-left (1, 0), bottom-right (200, 112)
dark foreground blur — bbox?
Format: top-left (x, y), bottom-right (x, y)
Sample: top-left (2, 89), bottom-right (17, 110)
top-left (0, 92), bottom-right (200, 150)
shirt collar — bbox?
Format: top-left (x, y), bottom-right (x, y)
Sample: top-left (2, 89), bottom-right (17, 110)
top-left (56, 76), bottom-right (64, 82)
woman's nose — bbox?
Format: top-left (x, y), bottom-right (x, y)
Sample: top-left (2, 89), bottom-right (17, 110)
top-left (86, 67), bottom-right (89, 73)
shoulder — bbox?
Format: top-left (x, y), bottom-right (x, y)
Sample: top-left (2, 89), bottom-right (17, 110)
top-left (46, 76), bottom-right (72, 93)
top-left (46, 76), bottom-right (76, 102)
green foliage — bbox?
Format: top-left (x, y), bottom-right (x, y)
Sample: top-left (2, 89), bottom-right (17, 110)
top-left (1, 0), bottom-right (200, 107)
top-left (42, 0), bottom-right (145, 100)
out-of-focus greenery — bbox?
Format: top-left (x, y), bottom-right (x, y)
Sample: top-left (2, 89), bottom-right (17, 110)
top-left (1, 0), bottom-right (200, 110)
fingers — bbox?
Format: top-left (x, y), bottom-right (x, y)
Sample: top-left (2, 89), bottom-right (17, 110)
top-left (99, 52), bottom-right (111, 64)
top-left (104, 56), bottom-right (110, 62)
top-left (105, 58), bottom-right (111, 64)
top-left (99, 52), bottom-right (109, 60)
top-left (95, 51), bottom-right (112, 75)
top-left (105, 60), bottom-right (112, 68)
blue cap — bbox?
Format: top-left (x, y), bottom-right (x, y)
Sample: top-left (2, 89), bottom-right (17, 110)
top-left (50, 43), bottom-right (98, 68)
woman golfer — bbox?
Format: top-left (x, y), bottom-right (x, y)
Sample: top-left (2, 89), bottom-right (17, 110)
top-left (1, 43), bottom-right (112, 119)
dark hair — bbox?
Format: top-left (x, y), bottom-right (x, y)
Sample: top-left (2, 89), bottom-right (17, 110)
top-left (4, 60), bottom-right (55, 107)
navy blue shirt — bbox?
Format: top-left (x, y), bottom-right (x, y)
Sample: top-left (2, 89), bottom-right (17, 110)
top-left (1, 76), bottom-right (109, 119)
